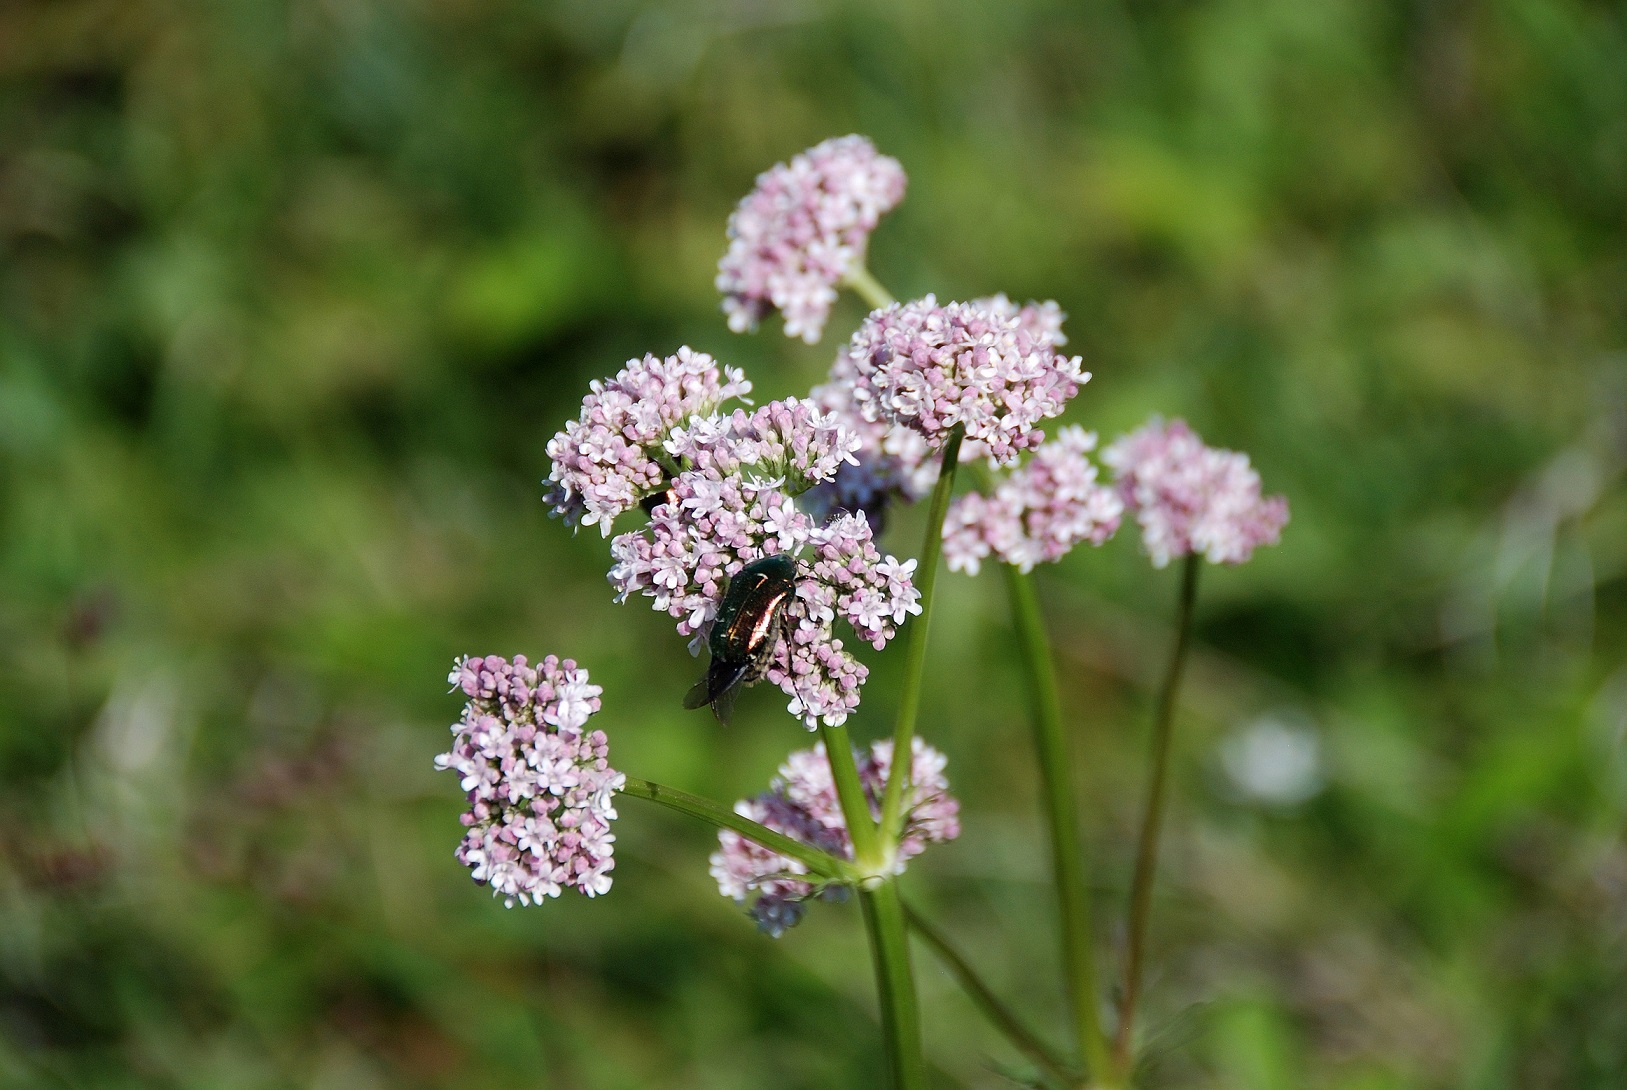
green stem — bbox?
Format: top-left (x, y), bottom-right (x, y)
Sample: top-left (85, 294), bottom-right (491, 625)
top-left (842, 263), bottom-right (897, 310)
top-left (823, 722), bottom-right (926, 1089)
top-left (821, 722), bottom-right (884, 873)
top-left (880, 425), bottom-right (965, 845)
top-left (904, 901), bottom-right (1077, 1089)
top-left (1114, 554), bottom-right (1201, 1074)
top-left (860, 880), bottom-right (926, 1090)
top-left (1003, 565), bottom-right (1113, 1083)
top-left (619, 776), bottom-right (850, 882)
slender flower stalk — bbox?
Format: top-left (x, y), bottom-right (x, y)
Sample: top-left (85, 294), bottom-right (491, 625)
top-left (821, 722), bottom-right (884, 870)
top-left (1002, 567), bottom-right (1114, 1084)
top-left (842, 264), bottom-right (897, 310)
top-left (904, 901), bottom-right (1077, 1089)
top-left (1114, 554), bottom-right (1201, 1073)
top-left (620, 776), bottom-right (852, 882)
top-left (880, 424), bottom-right (965, 845)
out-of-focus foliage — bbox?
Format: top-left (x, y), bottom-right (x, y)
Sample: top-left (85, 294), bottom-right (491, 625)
top-left (2, 1), bottom-right (1624, 1087)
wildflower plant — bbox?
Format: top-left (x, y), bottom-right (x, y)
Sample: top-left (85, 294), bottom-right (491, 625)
top-left (435, 136), bottom-right (1288, 1090)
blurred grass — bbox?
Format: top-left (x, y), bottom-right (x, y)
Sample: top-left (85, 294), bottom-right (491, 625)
top-left (2, 0), bottom-right (1625, 1087)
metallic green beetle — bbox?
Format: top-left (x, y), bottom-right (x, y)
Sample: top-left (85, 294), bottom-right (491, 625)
top-left (639, 478), bottom-right (678, 515)
top-left (684, 553), bottom-right (799, 724)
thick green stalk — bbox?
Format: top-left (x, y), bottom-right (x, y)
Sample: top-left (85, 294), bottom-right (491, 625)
top-left (842, 264), bottom-right (897, 310)
top-left (904, 900), bottom-right (1077, 1089)
top-left (821, 722), bottom-right (883, 871)
top-left (820, 722), bottom-right (925, 1090)
top-left (879, 426), bottom-right (965, 845)
top-left (1114, 554), bottom-right (1201, 1074)
top-left (860, 880), bottom-right (926, 1090)
top-left (1003, 565), bottom-right (1113, 1083)
top-left (619, 776), bottom-right (850, 882)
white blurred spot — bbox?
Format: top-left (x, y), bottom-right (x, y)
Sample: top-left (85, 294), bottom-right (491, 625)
top-left (82, 669), bottom-right (197, 849)
top-left (95, 673), bottom-right (178, 775)
top-left (1221, 714), bottom-right (1324, 807)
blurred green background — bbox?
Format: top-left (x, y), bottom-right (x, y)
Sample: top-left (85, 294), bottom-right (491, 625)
top-left (2, 1), bottom-right (1625, 1087)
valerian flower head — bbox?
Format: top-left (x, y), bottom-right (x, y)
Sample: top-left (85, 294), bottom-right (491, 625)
top-left (844, 295), bottom-right (1087, 467)
top-left (807, 294), bottom-right (1076, 525)
top-left (435, 655), bottom-right (624, 906)
top-left (545, 347), bottom-right (752, 535)
top-left (943, 426), bottom-right (1124, 575)
top-left (710, 738), bottom-right (960, 936)
top-left (718, 135), bottom-right (907, 345)
top-left (1102, 417), bottom-right (1289, 568)
top-left (608, 399), bottom-right (920, 729)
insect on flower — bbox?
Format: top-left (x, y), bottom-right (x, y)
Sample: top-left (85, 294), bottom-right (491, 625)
top-left (639, 476), bottom-right (679, 515)
top-left (685, 553), bottom-right (799, 724)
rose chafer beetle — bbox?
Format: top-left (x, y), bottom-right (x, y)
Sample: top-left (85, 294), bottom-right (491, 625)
top-left (639, 476), bottom-right (679, 515)
top-left (684, 553), bottom-right (798, 724)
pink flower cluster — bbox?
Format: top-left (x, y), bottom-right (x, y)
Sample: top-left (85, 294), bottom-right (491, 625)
top-left (844, 295), bottom-right (1087, 466)
top-left (434, 655), bottom-right (624, 906)
top-left (710, 738), bottom-right (960, 935)
top-left (808, 295), bottom-right (1078, 524)
top-left (545, 347), bottom-right (752, 535)
top-left (604, 397), bottom-right (918, 728)
top-left (943, 426), bottom-right (1124, 575)
top-left (1102, 418), bottom-right (1289, 567)
top-left (717, 135), bottom-right (907, 344)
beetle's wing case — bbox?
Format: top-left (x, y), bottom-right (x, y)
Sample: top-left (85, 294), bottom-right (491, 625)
top-left (710, 555), bottom-right (798, 660)
top-left (687, 553), bottom-right (800, 722)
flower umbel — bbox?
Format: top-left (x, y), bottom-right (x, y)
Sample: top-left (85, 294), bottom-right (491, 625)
top-left (943, 426), bottom-right (1124, 575)
top-left (845, 295), bottom-right (1087, 466)
top-left (435, 655), bottom-right (624, 905)
top-left (807, 294), bottom-right (1077, 525)
top-left (710, 738), bottom-right (960, 935)
top-left (1102, 417), bottom-right (1289, 567)
top-left (545, 347), bottom-right (752, 535)
top-left (718, 135), bottom-right (907, 344)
